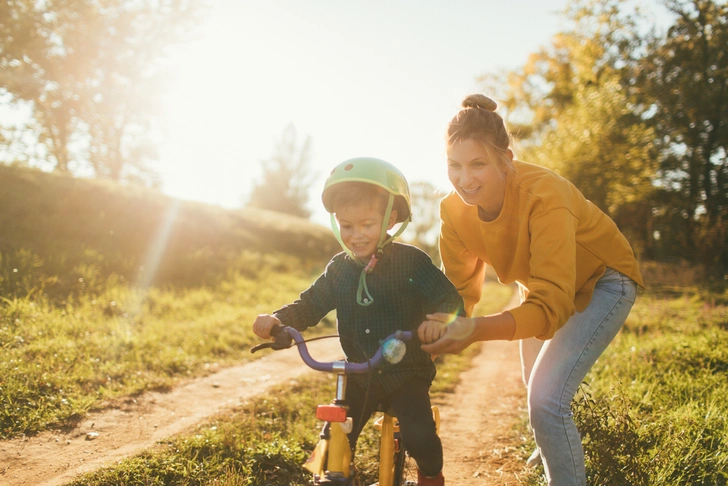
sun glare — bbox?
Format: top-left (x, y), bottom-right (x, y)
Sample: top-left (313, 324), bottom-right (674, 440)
top-left (157, 5), bottom-right (289, 208)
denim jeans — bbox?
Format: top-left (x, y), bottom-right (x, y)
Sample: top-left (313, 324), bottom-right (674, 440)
top-left (520, 267), bottom-right (637, 485)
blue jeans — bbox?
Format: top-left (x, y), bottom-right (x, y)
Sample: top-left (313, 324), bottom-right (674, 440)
top-left (520, 267), bottom-right (637, 485)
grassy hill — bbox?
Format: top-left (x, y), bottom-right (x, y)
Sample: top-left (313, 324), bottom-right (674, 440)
top-left (0, 164), bottom-right (338, 301)
top-left (0, 164), bottom-right (341, 439)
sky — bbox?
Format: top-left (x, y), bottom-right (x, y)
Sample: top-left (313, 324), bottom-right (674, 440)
top-left (151, 0), bottom-right (669, 226)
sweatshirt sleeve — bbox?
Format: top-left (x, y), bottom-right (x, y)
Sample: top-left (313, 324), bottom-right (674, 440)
top-left (273, 262), bottom-right (337, 332)
top-left (439, 202), bottom-right (486, 317)
top-left (507, 207), bottom-right (577, 340)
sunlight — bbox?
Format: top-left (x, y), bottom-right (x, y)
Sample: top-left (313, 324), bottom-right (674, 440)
top-left (129, 199), bottom-right (181, 316)
top-left (153, 1), bottom-right (461, 213)
top-left (152, 0), bottom-right (581, 216)
top-left (156, 2), bottom-right (332, 209)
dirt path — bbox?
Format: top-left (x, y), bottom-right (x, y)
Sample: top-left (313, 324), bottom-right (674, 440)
top-left (0, 341), bottom-right (347, 486)
top-left (437, 292), bottom-right (529, 485)
top-left (438, 340), bottom-right (528, 484)
top-left (1, 294), bottom-right (530, 486)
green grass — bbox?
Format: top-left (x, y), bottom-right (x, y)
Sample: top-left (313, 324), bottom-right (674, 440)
top-left (0, 164), bottom-right (342, 439)
top-left (68, 374), bottom-right (332, 486)
top-left (520, 278), bottom-right (728, 485)
top-left (59, 281), bottom-right (514, 485)
top-left (0, 164), bottom-right (524, 483)
top-left (0, 257), bottom-right (330, 439)
top-left (0, 164), bottom-right (337, 301)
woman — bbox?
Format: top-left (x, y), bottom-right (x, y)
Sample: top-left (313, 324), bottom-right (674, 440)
top-left (418, 94), bottom-right (644, 486)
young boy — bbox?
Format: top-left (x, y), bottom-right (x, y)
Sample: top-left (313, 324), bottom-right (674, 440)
top-left (253, 157), bottom-right (463, 486)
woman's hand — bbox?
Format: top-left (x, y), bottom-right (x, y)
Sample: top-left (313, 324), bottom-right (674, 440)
top-left (418, 313), bottom-right (477, 355)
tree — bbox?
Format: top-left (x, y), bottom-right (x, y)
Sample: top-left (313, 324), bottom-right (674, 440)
top-left (0, 0), bottom-right (196, 183)
top-left (480, 0), bottom-right (659, 255)
top-left (639, 0), bottom-right (728, 269)
top-left (247, 124), bottom-right (315, 219)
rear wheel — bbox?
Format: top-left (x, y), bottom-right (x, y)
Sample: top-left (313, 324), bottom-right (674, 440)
top-left (393, 433), bottom-right (418, 486)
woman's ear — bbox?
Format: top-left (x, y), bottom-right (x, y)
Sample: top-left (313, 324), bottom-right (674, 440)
top-left (387, 209), bottom-right (398, 230)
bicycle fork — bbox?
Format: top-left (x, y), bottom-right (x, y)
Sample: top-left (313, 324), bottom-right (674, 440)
top-left (373, 413), bottom-right (397, 486)
top-left (304, 371), bottom-right (355, 484)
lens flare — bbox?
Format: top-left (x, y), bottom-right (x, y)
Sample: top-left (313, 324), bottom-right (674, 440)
top-left (129, 199), bottom-right (181, 316)
top-left (445, 315), bottom-right (475, 341)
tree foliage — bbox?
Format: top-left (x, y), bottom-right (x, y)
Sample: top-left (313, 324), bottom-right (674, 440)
top-left (481, 0), bottom-right (727, 275)
top-left (247, 124), bottom-right (315, 219)
top-left (482, 0), bottom-right (658, 248)
top-left (639, 0), bottom-right (728, 268)
top-left (0, 0), bottom-right (196, 183)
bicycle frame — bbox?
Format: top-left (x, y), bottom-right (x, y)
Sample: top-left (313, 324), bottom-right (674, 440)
top-left (251, 326), bottom-right (420, 486)
top-left (373, 406), bottom-right (439, 486)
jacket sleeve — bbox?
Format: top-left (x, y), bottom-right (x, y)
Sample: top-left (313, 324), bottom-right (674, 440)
top-left (439, 202), bottom-right (486, 317)
top-left (411, 250), bottom-right (466, 317)
top-left (273, 262), bottom-right (337, 332)
top-left (507, 207), bottom-right (577, 340)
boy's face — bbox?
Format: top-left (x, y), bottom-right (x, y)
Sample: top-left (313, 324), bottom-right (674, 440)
top-left (335, 202), bottom-right (397, 260)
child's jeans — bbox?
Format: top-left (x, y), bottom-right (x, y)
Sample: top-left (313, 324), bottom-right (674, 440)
top-left (346, 378), bottom-right (442, 477)
top-left (520, 267), bottom-right (637, 486)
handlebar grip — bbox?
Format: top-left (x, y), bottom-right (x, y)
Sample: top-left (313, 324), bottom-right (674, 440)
top-left (250, 324), bottom-right (292, 354)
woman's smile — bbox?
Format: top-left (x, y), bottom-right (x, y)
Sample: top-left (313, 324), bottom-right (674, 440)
top-left (447, 138), bottom-right (508, 221)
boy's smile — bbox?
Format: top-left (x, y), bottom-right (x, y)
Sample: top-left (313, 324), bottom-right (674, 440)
top-left (335, 203), bottom-right (397, 261)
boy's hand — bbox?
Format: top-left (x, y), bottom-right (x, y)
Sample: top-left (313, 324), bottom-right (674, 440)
top-left (418, 314), bottom-right (476, 355)
top-left (418, 318), bottom-right (448, 344)
top-left (252, 314), bottom-right (282, 340)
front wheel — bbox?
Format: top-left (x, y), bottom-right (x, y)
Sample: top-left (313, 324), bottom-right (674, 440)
top-left (392, 433), bottom-right (418, 486)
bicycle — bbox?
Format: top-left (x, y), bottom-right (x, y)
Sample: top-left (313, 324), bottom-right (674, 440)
top-left (251, 325), bottom-right (440, 486)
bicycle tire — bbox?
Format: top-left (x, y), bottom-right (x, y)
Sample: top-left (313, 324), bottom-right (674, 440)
top-left (392, 432), bottom-right (418, 486)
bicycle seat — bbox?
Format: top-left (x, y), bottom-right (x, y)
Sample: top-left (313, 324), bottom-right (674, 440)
top-left (376, 400), bottom-right (397, 417)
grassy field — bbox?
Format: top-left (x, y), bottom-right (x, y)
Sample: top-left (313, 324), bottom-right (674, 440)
top-left (1, 164), bottom-right (517, 485)
top-left (64, 281), bottom-right (513, 486)
top-left (520, 263), bottom-right (728, 486)
top-left (0, 165), bottom-right (339, 440)
top-left (0, 164), bottom-right (337, 302)
top-left (0, 259), bottom-right (325, 439)
top-left (4, 165), bottom-right (726, 485)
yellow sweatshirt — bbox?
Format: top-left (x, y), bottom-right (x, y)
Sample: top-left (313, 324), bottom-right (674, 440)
top-left (439, 160), bottom-right (644, 340)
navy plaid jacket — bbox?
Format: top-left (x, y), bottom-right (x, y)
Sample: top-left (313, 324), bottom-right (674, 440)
top-left (274, 242), bottom-right (465, 395)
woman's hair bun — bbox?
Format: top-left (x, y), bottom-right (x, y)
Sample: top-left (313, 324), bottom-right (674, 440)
top-left (462, 94), bottom-right (497, 112)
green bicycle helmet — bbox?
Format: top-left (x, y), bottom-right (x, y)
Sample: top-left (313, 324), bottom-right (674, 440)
top-left (322, 157), bottom-right (411, 222)
top-left (322, 157), bottom-right (412, 307)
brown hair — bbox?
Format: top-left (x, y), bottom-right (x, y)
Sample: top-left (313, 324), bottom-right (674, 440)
top-left (329, 182), bottom-right (390, 215)
top-left (447, 94), bottom-right (515, 171)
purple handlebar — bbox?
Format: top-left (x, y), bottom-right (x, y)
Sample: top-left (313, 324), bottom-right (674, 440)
top-left (282, 327), bottom-right (413, 373)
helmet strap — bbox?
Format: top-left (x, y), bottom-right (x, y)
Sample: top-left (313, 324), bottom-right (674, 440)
top-left (375, 194), bottom-right (410, 253)
top-left (377, 195), bottom-right (395, 251)
top-left (329, 213), bottom-right (363, 265)
top-left (356, 268), bottom-right (375, 306)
